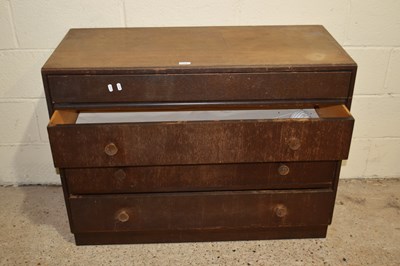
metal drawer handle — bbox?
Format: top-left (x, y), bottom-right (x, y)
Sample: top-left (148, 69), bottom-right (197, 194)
top-left (107, 84), bottom-right (113, 92)
top-left (107, 83), bottom-right (123, 92)
top-left (104, 143), bottom-right (118, 156)
top-left (288, 137), bottom-right (301, 151)
top-left (278, 164), bottom-right (290, 176)
top-left (274, 205), bottom-right (288, 218)
top-left (116, 210), bottom-right (130, 222)
top-left (116, 83), bottom-right (123, 91)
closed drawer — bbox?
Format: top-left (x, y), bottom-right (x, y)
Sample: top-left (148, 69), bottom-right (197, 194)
top-left (69, 189), bottom-right (334, 233)
top-left (48, 105), bottom-right (354, 168)
top-left (48, 72), bottom-right (351, 104)
top-left (66, 162), bottom-right (337, 194)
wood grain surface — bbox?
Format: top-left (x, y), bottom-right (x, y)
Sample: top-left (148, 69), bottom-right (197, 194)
top-left (65, 161), bottom-right (337, 194)
top-left (48, 72), bottom-right (351, 104)
top-left (48, 113), bottom-right (354, 168)
top-left (43, 26), bottom-right (355, 72)
top-left (69, 189), bottom-right (334, 233)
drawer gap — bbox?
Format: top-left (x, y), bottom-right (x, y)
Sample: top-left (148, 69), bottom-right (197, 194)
top-left (66, 182), bottom-right (332, 196)
top-left (69, 188), bottom-right (334, 198)
top-left (53, 98), bottom-right (349, 112)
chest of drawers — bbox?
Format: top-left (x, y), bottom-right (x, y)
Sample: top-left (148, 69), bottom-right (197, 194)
top-left (42, 26), bottom-right (356, 245)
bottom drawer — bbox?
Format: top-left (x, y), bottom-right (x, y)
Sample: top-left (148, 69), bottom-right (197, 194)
top-left (69, 189), bottom-right (334, 233)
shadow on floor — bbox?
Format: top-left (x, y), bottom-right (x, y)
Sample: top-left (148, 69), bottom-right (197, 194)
top-left (20, 185), bottom-right (74, 243)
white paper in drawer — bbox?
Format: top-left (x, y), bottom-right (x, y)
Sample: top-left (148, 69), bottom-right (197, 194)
top-left (76, 109), bottom-right (319, 124)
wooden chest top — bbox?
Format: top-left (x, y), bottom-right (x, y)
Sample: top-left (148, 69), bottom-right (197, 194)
top-left (42, 25), bottom-right (355, 73)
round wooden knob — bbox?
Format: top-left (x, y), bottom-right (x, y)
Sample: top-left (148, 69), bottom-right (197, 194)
top-left (288, 137), bottom-right (301, 151)
top-left (104, 143), bottom-right (118, 156)
top-left (114, 169), bottom-right (126, 180)
top-left (278, 164), bottom-right (290, 176)
top-left (116, 210), bottom-right (130, 222)
top-left (274, 205), bottom-right (288, 218)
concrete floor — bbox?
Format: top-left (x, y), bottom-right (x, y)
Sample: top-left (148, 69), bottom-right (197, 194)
top-left (0, 179), bottom-right (399, 266)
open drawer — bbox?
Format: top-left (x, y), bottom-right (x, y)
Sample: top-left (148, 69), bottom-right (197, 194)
top-left (47, 105), bottom-right (354, 168)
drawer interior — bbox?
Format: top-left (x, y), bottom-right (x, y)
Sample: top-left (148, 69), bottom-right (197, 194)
top-left (49, 105), bottom-right (352, 126)
top-left (75, 109), bottom-right (320, 124)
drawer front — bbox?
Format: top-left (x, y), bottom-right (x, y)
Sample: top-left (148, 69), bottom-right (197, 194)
top-left (48, 114), bottom-right (354, 168)
top-left (69, 190), bottom-right (334, 233)
top-left (66, 162), bottom-right (337, 194)
top-left (48, 72), bottom-right (351, 104)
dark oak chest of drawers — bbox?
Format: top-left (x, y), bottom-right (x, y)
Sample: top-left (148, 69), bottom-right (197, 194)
top-left (42, 25), bottom-right (356, 245)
